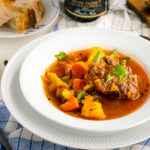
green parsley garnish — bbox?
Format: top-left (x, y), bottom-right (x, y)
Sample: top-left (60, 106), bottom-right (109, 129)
top-left (93, 51), bottom-right (101, 63)
top-left (112, 64), bottom-right (128, 82)
top-left (77, 92), bottom-right (88, 103)
top-left (123, 57), bottom-right (130, 62)
top-left (55, 51), bottom-right (67, 61)
top-left (61, 77), bottom-right (68, 84)
top-left (105, 73), bottom-right (115, 83)
top-left (111, 49), bottom-right (119, 57)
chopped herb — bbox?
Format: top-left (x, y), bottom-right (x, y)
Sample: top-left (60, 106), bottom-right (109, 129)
top-left (55, 51), bottom-right (67, 61)
top-left (123, 57), bottom-right (130, 62)
top-left (105, 73), bottom-right (115, 83)
top-left (112, 64), bottom-right (128, 82)
top-left (93, 51), bottom-right (101, 63)
top-left (111, 49), bottom-right (119, 57)
top-left (61, 77), bottom-right (68, 84)
top-left (77, 92), bottom-right (88, 103)
top-left (120, 74), bottom-right (128, 82)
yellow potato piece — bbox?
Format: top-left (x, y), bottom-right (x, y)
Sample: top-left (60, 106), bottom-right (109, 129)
top-left (81, 101), bottom-right (106, 119)
top-left (88, 47), bottom-right (105, 65)
top-left (62, 89), bottom-right (74, 100)
top-left (47, 72), bottom-right (68, 91)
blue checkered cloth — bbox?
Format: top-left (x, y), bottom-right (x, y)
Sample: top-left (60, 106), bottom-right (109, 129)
top-left (1, 0), bottom-right (150, 149)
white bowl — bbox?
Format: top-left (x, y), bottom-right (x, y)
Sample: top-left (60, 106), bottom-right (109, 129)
top-left (19, 27), bottom-right (150, 134)
top-left (0, 0), bottom-right (59, 38)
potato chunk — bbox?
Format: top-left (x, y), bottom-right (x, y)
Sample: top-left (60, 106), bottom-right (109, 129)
top-left (81, 97), bottom-right (106, 119)
top-left (88, 47), bottom-right (105, 65)
top-left (62, 89), bottom-right (74, 100)
top-left (46, 72), bottom-right (68, 91)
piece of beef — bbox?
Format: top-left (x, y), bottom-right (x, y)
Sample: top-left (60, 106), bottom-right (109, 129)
top-left (102, 55), bottom-right (119, 66)
top-left (84, 63), bottom-right (106, 81)
top-left (94, 73), bottom-right (139, 100)
top-left (85, 58), bottom-right (139, 100)
top-left (119, 74), bottom-right (139, 99)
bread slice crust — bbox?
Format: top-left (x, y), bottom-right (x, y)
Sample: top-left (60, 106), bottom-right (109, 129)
top-left (0, 0), bottom-right (44, 33)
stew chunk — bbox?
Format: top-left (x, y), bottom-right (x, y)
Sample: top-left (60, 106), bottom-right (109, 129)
top-left (81, 96), bottom-right (105, 119)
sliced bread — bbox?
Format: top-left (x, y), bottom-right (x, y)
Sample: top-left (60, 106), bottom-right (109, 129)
top-left (7, 0), bottom-right (44, 33)
top-left (0, 0), bottom-right (44, 33)
top-left (0, 0), bottom-right (22, 27)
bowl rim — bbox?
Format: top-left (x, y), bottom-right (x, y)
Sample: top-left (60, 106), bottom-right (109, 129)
top-left (19, 27), bottom-right (150, 133)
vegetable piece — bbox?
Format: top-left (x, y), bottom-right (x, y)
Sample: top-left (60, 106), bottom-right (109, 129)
top-left (73, 79), bottom-right (85, 90)
top-left (112, 64), bottom-right (128, 82)
top-left (71, 62), bottom-right (89, 78)
top-left (77, 92), bottom-right (88, 103)
top-left (81, 95), bottom-right (93, 103)
top-left (61, 78), bottom-right (68, 84)
top-left (55, 51), bottom-right (67, 61)
top-left (47, 72), bottom-right (68, 91)
top-left (93, 51), bottom-right (101, 63)
top-left (123, 57), bottom-right (130, 62)
top-left (111, 49), bottom-right (119, 57)
top-left (88, 47), bottom-right (105, 64)
top-left (62, 89), bottom-right (74, 100)
top-left (48, 82), bottom-right (56, 91)
top-left (105, 73), bottom-right (115, 83)
top-left (110, 85), bottom-right (119, 92)
top-left (41, 75), bottom-right (49, 84)
top-left (83, 83), bottom-right (94, 92)
top-left (57, 61), bottom-right (67, 69)
top-left (60, 96), bottom-right (80, 111)
top-left (81, 96), bottom-right (106, 119)
top-left (61, 76), bottom-right (69, 84)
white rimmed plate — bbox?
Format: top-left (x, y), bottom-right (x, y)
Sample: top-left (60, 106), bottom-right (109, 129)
top-left (0, 0), bottom-right (59, 38)
top-left (1, 29), bottom-right (150, 149)
top-left (19, 27), bottom-right (150, 134)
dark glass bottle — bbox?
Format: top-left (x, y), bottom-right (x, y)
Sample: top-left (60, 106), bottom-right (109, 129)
top-left (64, 0), bottom-right (109, 22)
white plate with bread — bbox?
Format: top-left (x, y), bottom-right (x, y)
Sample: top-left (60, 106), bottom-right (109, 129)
top-left (0, 0), bottom-right (59, 38)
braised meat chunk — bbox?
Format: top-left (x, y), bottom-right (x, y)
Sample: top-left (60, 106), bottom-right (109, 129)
top-left (85, 49), bottom-right (139, 100)
top-left (94, 73), bottom-right (139, 100)
top-left (119, 74), bottom-right (139, 99)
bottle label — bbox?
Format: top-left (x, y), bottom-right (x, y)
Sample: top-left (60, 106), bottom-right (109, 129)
top-left (64, 0), bottom-right (108, 18)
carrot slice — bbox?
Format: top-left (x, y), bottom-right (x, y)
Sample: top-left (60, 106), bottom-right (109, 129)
top-left (71, 62), bottom-right (89, 78)
top-left (73, 79), bottom-right (85, 90)
top-left (57, 60), bottom-right (67, 69)
top-left (60, 97), bottom-right (80, 111)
